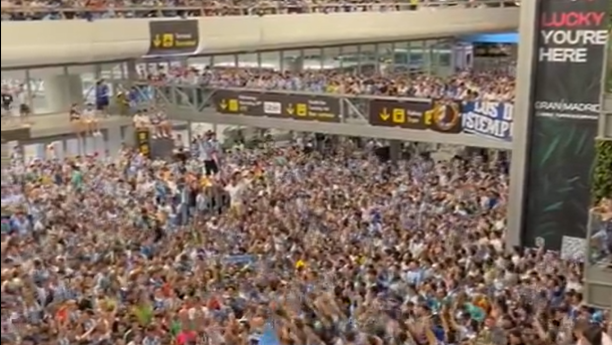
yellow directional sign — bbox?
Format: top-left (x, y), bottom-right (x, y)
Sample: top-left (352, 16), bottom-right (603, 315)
top-left (286, 104), bottom-right (294, 115)
top-left (296, 103), bottom-right (307, 117)
top-left (153, 35), bottom-right (162, 47)
top-left (162, 33), bottom-right (174, 48)
top-left (228, 99), bottom-right (238, 112)
top-left (148, 20), bottom-right (199, 56)
top-left (392, 108), bottom-right (405, 124)
top-left (219, 99), bottom-right (227, 110)
top-left (380, 108), bottom-right (390, 121)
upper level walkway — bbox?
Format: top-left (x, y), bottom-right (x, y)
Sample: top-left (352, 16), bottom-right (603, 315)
top-left (1, 1), bottom-right (519, 20)
top-left (1, 0), bottom-right (519, 68)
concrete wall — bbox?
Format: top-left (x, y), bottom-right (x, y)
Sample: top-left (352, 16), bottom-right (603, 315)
top-left (2, 8), bottom-right (519, 68)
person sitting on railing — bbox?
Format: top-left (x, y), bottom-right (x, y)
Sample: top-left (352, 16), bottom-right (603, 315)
top-left (82, 102), bottom-right (102, 137)
top-left (149, 107), bottom-right (172, 138)
top-left (132, 108), bottom-right (151, 129)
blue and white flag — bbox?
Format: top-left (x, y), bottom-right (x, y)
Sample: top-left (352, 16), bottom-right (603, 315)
top-left (462, 101), bottom-right (513, 141)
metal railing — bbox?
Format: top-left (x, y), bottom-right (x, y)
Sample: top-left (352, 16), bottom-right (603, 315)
top-left (586, 209), bottom-right (612, 268)
top-left (0, 0), bottom-right (519, 19)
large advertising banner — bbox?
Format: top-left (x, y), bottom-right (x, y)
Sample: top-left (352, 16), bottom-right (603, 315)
top-left (523, 0), bottom-right (609, 252)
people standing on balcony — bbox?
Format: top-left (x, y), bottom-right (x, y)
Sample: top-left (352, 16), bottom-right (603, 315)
top-left (95, 79), bottom-right (110, 117)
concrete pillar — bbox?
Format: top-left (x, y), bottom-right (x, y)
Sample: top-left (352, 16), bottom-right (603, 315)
top-left (389, 140), bottom-right (401, 163)
top-left (43, 74), bottom-right (83, 113)
top-left (506, 0), bottom-right (539, 250)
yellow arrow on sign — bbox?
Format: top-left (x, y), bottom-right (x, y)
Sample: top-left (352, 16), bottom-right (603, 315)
top-left (153, 35), bottom-right (162, 47)
top-left (220, 100), bottom-right (227, 110)
top-left (380, 108), bottom-right (390, 121)
top-left (286, 104), bottom-right (294, 115)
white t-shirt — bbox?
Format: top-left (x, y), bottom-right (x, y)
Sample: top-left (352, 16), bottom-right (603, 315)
top-left (83, 108), bottom-right (95, 119)
top-left (225, 182), bottom-right (247, 204)
top-left (133, 114), bottom-right (149, 126)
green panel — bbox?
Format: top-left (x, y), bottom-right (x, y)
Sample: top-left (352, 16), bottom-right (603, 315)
top-left (592, 139), bottom-right (612, 204)
top-left (525, 119), bottom-right (598, 249)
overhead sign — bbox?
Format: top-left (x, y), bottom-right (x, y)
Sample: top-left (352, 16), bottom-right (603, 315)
top-left (368, 99), bottom-right (462, 133)
top-left (473, 43), bottom-right (513, 57)
top-left (212, 90), bottom-right (340, 122)
top-left (148, 20), bottom-right (199, 56)
top-left (462, 101), bottom-right (513, 141)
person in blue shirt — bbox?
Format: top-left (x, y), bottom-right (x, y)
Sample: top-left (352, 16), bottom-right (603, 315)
top-left (95, 79), bottom-right (110, 117)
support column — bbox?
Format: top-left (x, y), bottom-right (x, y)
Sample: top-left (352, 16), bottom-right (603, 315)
top-left (125, 60), bottom-right (139, 81)
top-left (389, 140), bottom-right (401, 163)
top-left (507, 0), bottom-right (542, 250)
top-left (43, 74), bottom-right (83, 113)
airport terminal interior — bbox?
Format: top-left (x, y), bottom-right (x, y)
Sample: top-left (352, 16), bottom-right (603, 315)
top-left (1, 2), bottom-right (612, 343)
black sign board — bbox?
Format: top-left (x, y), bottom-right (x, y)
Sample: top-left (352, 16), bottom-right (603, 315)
top-left (473, 43), bottom-right (512, 58)
top-left (135, 128), bottom-right (151, 158)
top-left (1, 127), bottom-right (31, 142)
top-left (521, 0), bottom-right (609, 251)
top-left (148, 20), bottom-right (199, 55)
top-left (368, 99), bottom-right (462, 133)
top-left (212, 90), bottom-right (340, 122)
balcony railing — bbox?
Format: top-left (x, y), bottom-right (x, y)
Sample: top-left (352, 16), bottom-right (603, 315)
top-left (584, 208), bottom-right (612, 307)
top-left (586, 210), bottom-right (612, 267)
top-left (0, 0), bottom-right (519, 20)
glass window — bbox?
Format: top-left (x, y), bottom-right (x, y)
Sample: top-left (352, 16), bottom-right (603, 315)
top-left (259, 52), bottom-right (281, 70)
top-left (26, 67), bottom-right (69, 115)
top-left (322, 47), bottom-right (342, 71)
top-left (281, 49), bottom-right (303, 72)
top-left (211, 54), bottom-right (238, 68)
top-left (439, 50), bottom-right (452, 67)
top-left (189, 56), bottom-right (212, 71)
top-left (334, 45), bottom-right (360, 68)
top-left (303, 48), bottom-right (323, 70)
top-left (358, 44), bottom-right (377, 73)
top-left (65, 138), bottom-right (80, 157)
top-left (237, 53), bottom-right (259, 68)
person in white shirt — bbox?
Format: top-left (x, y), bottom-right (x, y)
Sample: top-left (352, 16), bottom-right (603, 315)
top-left (83, 103), bottom-right (101, 136)
top-left (132, 110), bottom-right (150, 129)
top-left (225, 171), bottom-right (249, 216)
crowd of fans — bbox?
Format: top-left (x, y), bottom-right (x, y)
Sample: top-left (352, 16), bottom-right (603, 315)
top-left (0, 0), bottom-right (517, 20)
top-left (141, 66), bottom-right (516, 101)
top-left (2, 127), bottom-right (611, 345)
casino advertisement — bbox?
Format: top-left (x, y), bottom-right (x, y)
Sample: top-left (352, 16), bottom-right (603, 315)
top-left (523, 0), bottom-right (609, 251)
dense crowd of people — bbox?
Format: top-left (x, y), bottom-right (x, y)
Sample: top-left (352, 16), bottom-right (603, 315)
top-left (1, 127), bottom-right (611, 345)
top-left (142, 66), bottom-right (516, 101)
top-left (0, 0), bottom-right (517, 20)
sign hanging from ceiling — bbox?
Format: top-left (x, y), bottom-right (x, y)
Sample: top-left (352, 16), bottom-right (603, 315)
top-left (368, 99), bottom-right (463, 134)
top-left (147, 20), bottom-right (199, 56)
top-left (212, 90), bottom-right (341, 123)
